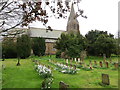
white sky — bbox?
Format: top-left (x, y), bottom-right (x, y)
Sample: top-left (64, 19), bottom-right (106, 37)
top-left (29, 0), bottom-right (120, 36)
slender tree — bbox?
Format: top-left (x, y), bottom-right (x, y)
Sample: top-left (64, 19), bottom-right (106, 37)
top-left (16, 34), bottom-right (31, 65)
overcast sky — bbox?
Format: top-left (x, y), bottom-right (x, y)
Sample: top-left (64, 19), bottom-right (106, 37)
top-left (29, 0), bottom-right (119, 36)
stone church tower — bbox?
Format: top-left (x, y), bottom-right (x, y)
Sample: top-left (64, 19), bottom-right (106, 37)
top-left (67, 3), bottom-right (80, 34)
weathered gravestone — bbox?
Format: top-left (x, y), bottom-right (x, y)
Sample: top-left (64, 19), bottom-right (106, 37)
top-left (89, 60), bottom-right (92, 66)
top-left (78, 58), bottom-right (80, 63)
top-left (109, 57), bottom-right (112, 63)
top-left (100, 61), bottom-right (103, 67)
top-left (66, 63), bottom-right (68, 66)
top-left (48, 59), bottom-right (51, 62)
top-left (94, 61), bottom-right (97, 65)
top-left (114, 63), bottom-right (119, 69)
top-left (59, 81), bottom-right (69, 90)
top-left (103, 54), bottom-right (106, 64)
top-left (66, 59), bottom-right (68, 64)
top-left (80, 62), bottom-right (82, 66)
top-left (48, 65), bottom-right (50, 69)
top-left (84, 63), bottom-right (87, 68)
top-left (70, 64), bottom-right (72, 68)
top-left (70, 60), bottom-right (72, 64)
top-left (102, 74), bottom-right (110, 85)
top-left (73, 65), bottom-right (76, 70)
top-left (80, 51), bottom-right (87, 62)
top-left (105, 62), bottom-right (109, 68)
top-left (89, 63), bottom-right (92, 69)
top-left (74, 58), bottom-right (77, 62)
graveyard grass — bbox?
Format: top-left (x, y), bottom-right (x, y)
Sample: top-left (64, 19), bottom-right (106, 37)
top-left (2, 55), bottom-right (119, 88)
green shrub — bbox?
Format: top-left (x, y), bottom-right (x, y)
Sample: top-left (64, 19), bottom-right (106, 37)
top-left (2, 38), bottom-right (17, 58)
top-left (32, 37), bottom-right (46, 56)
top-left (56, 50), bottom-right (61, 58)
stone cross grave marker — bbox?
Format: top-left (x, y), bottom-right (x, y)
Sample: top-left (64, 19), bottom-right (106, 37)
top-left (102, 74), bottom-right (110, 85)
top-left (100, 61), bottom-right (103, 67)
top-left (59, 81), bottom-right (69, 90)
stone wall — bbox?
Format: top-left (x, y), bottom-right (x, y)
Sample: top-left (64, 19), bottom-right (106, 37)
top-left (45, 42), bottom-right (56, 55)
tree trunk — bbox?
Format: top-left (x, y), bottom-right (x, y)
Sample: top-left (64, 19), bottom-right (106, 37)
top-left (16, 57), bottom-right (20, 66)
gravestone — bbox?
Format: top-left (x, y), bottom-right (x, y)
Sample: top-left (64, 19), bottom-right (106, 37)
top-left (80, 51), bottom-right (87, 62)
top-left (105, 62), bottom-right (109, 68)
top-left (80, 62), bottom-right (82, 66)
top-left (94, 61), bottom-right (97, 65)
top-left (84, 63), bottom-right (87, 68)
top-left (114, 63), bottom-right (119, 69)
top-left (103, 54), bottom-right (106, 63)
top-left (48, 65), bottom-right (50, 69)
top-left (89, 60), bottom-right (92, 66)
top-left (78, 58), bottom-right (80, 63)
top-left (102, 74), bottom-right (110, 85)
top-left (73, 65), bottom-right (76, 70)
top-left (48, 59), bottom-right (51, 62)
top-left (70, 64), bottom-right (72, 68)
top-left (100, 61), bottom-right (103, 67)
top-left (74, 58), bottom-right (77, 62)
top-left (89, 63), bottom-right (92, 69)
top-left (103, 54), bottom-right (106, 60)
top-left (59, 81), bottom-right (69, 90)
top-left (109, 57), bottom-right (112, 63)
top-left (66, 59), bottom-right (68, 64)
top-left (66, 63), bottom-right (68, 66)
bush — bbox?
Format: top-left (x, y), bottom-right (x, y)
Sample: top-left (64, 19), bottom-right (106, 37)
top-left (2, 38), bottom-right (17, 58)
top-left (32, 37), bottom-right (46, 56)
top-left (56, 51), bottom-right (61, 58)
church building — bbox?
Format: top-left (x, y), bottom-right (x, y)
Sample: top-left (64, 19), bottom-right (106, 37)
top-left (28, 3), bottom-right (80, 55)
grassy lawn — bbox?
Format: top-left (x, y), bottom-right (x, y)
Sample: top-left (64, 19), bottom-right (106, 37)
top-left (0, 61), bottom-right (2, 90)
top-left (2, 56), bottom-right (119, 88)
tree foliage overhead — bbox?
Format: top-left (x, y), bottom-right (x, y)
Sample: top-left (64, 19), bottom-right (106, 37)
top-left (17, 34), bottom-right (31, 58)
top-left (0, 0), bottom-right (87, 37)
top-left (32, 37), bottom-right (46, 56)
top-left (55, 33), bottom-right (86, 58)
